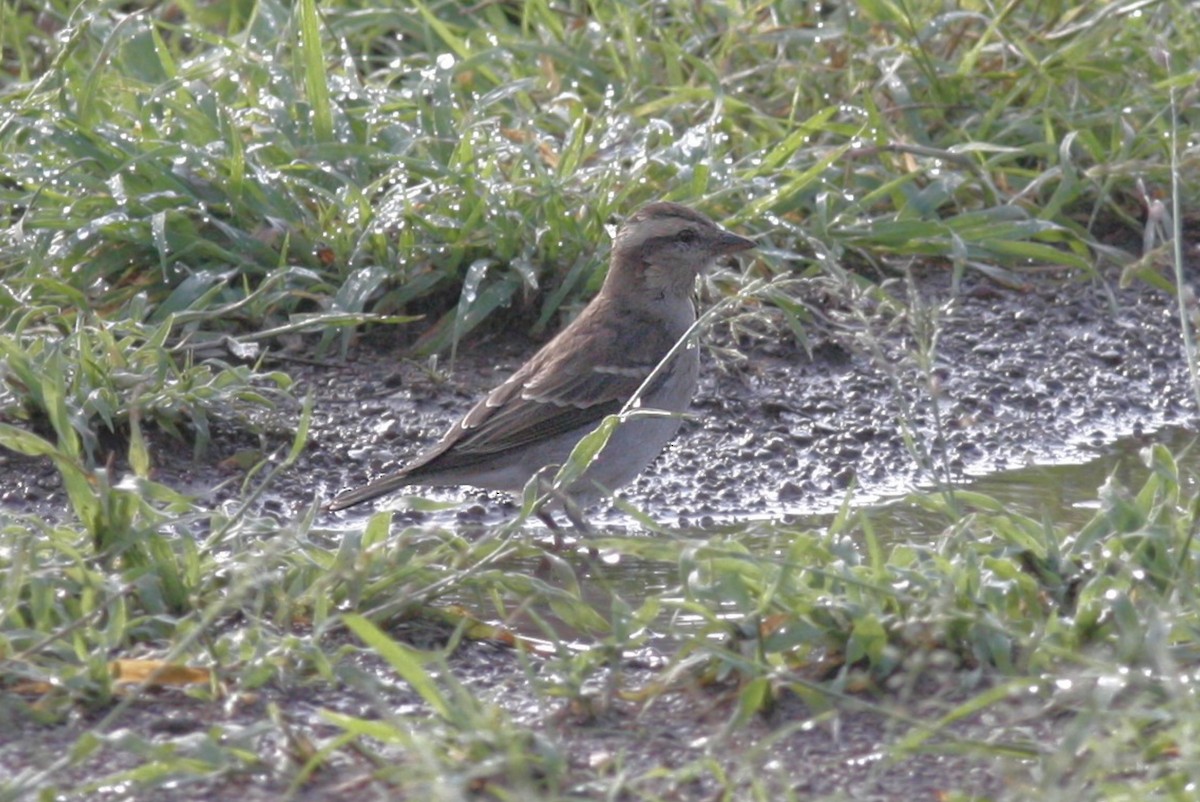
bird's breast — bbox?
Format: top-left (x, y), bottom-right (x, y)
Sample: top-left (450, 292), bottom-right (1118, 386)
top-left (640, 344), bottom-right (700, 414)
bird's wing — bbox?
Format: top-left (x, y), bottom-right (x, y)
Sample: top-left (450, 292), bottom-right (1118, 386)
top-left (404, 307), bottom-right (681, 474)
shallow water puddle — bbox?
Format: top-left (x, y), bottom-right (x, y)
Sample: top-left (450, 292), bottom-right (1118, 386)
top-left (855, 424), bottom-right (1200, 541)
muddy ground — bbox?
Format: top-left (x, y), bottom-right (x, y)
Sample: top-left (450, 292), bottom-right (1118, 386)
top-left (4, 257), bottom-right (1199, 800)
top-left (306, 261), bottom-right (1195, 528)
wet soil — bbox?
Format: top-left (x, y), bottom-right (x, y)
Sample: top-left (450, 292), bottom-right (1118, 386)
top-left (5, 263), bottom-right (1192, 526)
top-left (304, 263), bottom-right (1195, 529)
top-left (3, 261), bottom-right (1199, 799)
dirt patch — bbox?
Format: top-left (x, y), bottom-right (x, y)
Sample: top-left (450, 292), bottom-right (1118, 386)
top-left (301, 265), bottom-right (1195, 529)
top-left (5, 265), bottom-right (1193, 525)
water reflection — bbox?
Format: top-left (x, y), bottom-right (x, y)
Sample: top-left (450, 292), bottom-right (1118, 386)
top-left (866, 426), bottom-right (1200, 540)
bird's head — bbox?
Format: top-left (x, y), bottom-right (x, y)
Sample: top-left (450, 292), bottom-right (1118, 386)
top-left (607, 201), bottom-right (755, 300)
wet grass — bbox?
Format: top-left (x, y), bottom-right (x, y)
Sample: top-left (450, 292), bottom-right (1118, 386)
top-left (2, 0), bottom-right (1200, 799)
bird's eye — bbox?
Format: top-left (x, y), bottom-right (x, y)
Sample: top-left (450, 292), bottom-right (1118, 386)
top-left (676, 229), bottom-right (698, 244)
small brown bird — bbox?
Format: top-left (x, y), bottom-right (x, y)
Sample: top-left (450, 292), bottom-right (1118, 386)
top-left (327, 201), bottom-right (755, 523)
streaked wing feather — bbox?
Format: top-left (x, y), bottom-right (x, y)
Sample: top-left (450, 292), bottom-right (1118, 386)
top-left (470, 369), bottom-right (645, 449)
top-left (404, 308), bottom-right (678, 475)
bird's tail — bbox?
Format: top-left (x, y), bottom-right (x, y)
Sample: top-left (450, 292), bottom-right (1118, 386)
top-left (326, 471), bottom-right (412, 512)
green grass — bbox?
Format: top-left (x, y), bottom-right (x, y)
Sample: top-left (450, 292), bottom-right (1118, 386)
top-left (2, 0), bottom-right (1200, 799)
top-left (5, 0), bottom-right (1191, 454)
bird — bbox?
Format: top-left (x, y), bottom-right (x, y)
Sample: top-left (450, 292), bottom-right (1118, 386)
top-left (327, 201), bottom-right (755, 526)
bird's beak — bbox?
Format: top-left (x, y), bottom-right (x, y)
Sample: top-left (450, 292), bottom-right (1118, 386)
top-left (715, 231), bottom-right (756, 254)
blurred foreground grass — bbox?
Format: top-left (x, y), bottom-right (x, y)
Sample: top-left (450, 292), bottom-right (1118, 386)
top-left (2, 0), bottom-right (1200, 799)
